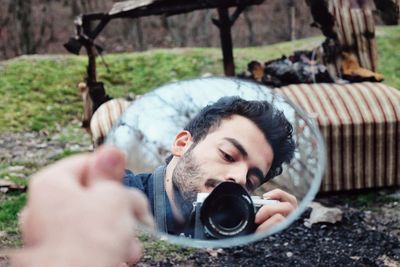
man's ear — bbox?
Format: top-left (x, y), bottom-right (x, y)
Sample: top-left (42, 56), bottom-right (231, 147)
top-left (171, 130), bottom-right (193, 157)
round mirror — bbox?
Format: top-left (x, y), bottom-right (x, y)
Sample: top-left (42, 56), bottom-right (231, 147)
top-left (105, 77), bottom-right (325, 248)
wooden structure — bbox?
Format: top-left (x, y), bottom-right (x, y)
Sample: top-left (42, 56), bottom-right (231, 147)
top-left (307, 0), bottom-right (399, 80)
top-left (64, 0), bottom-right (264, 129)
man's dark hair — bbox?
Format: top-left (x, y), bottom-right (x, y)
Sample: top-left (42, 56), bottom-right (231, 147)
top-left (183, 96), bottom-right (295, 183)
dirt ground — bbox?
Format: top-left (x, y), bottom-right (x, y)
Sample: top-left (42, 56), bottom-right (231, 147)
top-left (134, 192), bottom-right (400, 267)
top-left (0, 131), bottom-right (399, 266)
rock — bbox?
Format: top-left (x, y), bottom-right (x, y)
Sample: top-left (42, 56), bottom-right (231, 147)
top-left (207, 248), bottom-right (224, 257)
top-left (8, 165), bottom-right (25, 172)
top-left (68, 144), bottom-right (84, 152)
top-left (286, 252), bottom-right (293, 257)
top-left (0, 231), bottom-right (6, 239)
top-left (0, 179), bottom-right (26, 192)
top-left (388, 190), bottom-right (400, 200)
top-left (379, 255), bottom-right (399, 267)
top-left (0, 188), bottom-right (8, 193)
top-left (305, 202), bottom-right (343, 226)
top-left (9, 173), bottom-right (25, 178)
top-left (46, 148), bottom-right (64, 159)
top-left (0, 179), bottom-right (15, 187)
top-left (35, 143), bottom-right (48, 149)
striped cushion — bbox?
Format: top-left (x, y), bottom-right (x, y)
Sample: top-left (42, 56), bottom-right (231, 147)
top-left (90, 98), bottom-right (131, 146)
top-left (278, 82), bottom-right (400, 192)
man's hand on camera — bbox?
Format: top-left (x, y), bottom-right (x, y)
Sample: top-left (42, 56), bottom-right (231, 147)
top-left (12, 146), bottom-right (154, 267)
top-left (254, 189), bottom-right (297, 232)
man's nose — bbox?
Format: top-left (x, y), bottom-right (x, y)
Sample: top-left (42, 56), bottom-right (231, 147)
top-left (225, 164), bottom-right (247, 186)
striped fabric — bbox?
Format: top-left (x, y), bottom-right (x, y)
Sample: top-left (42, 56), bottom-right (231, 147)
top-left (324, 0), bottom-right (378, 77)
top-left (278, 82), bottom-right (400, 192)
top-left (90, 98), bottom-right (131, 146)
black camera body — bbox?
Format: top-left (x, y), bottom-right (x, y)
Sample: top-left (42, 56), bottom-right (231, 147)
top-left (192, 182), bottom-right (278, 239)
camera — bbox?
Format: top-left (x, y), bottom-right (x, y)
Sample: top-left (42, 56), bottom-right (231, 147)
top-left (192, 181), bottom-right (278, 239)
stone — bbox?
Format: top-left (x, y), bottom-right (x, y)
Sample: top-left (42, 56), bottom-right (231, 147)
top-left (8, 165), bottom-right (25, 172)
top-left (305, 202), bottom-right (343, 226)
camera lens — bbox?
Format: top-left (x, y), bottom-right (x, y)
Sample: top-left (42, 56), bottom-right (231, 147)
top-left (200, 182), bottom-right (256, 239)
top-left (208, 195), bottom-right (250, 232)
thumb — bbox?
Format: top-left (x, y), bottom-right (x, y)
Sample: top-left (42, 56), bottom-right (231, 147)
top-left (86, 145), bottom-right (126, 185)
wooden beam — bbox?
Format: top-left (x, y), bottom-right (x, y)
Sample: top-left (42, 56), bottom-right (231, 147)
top-left (109, 0), bottom-right (263, 19)
top-left (230, 5), bottom-right (246, 25)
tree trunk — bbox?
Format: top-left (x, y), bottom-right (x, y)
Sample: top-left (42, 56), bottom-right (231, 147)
top-left (202, 10), bottom-right (212, 47)
top-left (134, 18), bottom-right (145, 51)
top-left (243, 8), bottom-right (256, 46)
top-left (288, 0), bottom-right (296, 41)
top-left (15, 0), bottom-right (36, 55)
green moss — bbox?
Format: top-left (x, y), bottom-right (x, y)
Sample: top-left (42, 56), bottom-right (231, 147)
top-left (138, 233), bottom-right (197, 263)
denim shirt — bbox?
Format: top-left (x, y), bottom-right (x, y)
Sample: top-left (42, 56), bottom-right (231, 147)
top-left (123, 168), bottom-right (183, 235)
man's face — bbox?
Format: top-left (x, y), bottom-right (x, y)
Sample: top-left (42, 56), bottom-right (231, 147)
top-left (172, 115), bottom-right (274, 203)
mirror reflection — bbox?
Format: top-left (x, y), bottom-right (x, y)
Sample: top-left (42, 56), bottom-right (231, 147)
top-left (106, 77), bottom-right (325, 245)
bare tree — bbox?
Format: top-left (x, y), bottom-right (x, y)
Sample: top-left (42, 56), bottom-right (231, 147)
top-left (288, 0), bottom-right (296, 41)
top-left (134, 19), bottom-right (145, 51)
top-left (243, 7), bottom-right (256, 46)
top-left (14, 0), bottom-right (37, 55)
top-left (0, 0), bottom-right (323, 60)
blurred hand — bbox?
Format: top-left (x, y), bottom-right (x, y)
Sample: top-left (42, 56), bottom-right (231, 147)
top-left (255, 189), bottom-right (297, 232)
top-left (12, 145), bottom-right (154, 267)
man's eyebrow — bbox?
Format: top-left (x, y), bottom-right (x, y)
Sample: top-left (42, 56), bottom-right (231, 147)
top-left (224, 137), bottom-right (248, 158)
top-left (248, 167), bottom-right (265, 183)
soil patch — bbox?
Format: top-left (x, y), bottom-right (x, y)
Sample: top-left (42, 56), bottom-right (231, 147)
top-left (0, 130), bottom-right (91, 166)
top-left (138, 202), bottom-right (400, 266)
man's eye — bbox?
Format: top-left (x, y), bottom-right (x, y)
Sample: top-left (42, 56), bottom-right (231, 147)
top-left (246, 179), bottom-right (255, 191)
top-left (246, 176), bottom-right (259, 191)
top-left (220, 150), bottom-right (235, 162)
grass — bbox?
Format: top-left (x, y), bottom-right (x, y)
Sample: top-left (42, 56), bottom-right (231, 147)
top-left (0, 25), bottom-right (398, 251)
top-left (342, 188), bottom-right (400, 208)
top-left (0, 26), bottom-right (398, 134)
top-left (48, 148), bottom-right (83, 161)
top-left (0, 193), bottom-right (26, 248)
top-left (376, 26), bottom-right (400, 90)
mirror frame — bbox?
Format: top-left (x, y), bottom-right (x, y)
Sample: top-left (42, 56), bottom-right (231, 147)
top-left (107, 77), bottom-right (326, 248)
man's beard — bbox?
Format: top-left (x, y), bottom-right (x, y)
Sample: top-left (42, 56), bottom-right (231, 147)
top-left (171, 148), bottom-right (205, 204)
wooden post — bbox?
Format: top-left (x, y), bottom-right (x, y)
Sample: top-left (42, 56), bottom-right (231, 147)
top-left (217, 7), bottom-right (235, 76)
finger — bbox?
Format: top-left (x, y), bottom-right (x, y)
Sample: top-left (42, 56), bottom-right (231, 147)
top-left (263, 189), bottom-right (298, 207)
top-left (89, 181), bottom-right (153, 229)
top-left (126, 189), bottom-right (155, 229)
top-left (255, 213), bottom-right (285, 232)
top-left (30, 153), bottom-right (91, 187)
top-left (86, 145), bottom-right (126, 186)
top-left (255, 202), bottom-right (294, 224)
top-left (126, 237), bottom-right (143, 264)
top-left (18, 207), bottom-right (28, 233)
top-left (18, 207), bottom-right (35, 246)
